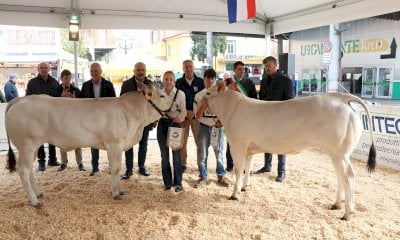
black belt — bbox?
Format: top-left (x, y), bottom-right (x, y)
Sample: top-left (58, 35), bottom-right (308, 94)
top-left (200, 122), bottom-right (214, 128)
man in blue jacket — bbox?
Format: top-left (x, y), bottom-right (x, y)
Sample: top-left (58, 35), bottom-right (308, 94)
top-left (175, 60), bottom-right (204, 172)
top-left (4, 73), bottom-right (19, 102)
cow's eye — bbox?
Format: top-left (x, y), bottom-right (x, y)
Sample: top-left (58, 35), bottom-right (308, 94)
top-left (147, 92), bottom-right (153, 97)
top-left (160, 95), bottom-right (165, 98)
top-left (206, 92), bottom-right (210, 95)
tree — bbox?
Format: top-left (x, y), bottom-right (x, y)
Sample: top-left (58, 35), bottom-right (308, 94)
top-left (191, 33), bottom-right (227, 67)
top-left (60, 29), bottom-right (87, 58)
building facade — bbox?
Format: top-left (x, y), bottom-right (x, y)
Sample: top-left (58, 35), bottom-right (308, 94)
top-left (289, 16), bottom-right (400, 99)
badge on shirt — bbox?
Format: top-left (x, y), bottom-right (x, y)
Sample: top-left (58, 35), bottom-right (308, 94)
top-left (193, 86), bottom-right (198, 92)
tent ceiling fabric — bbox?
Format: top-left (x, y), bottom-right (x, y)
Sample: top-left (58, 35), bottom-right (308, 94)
top-left (0, 0), bottom-right (399, 35)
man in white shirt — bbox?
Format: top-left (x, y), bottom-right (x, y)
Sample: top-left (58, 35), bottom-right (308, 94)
top-left (193, 68), bottom-right (229, 188)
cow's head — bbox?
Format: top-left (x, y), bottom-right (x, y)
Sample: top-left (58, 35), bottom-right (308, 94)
top-left (140, 82), bottom-right (173, 114)
top-left (205, 80), bottom-right (226, 99)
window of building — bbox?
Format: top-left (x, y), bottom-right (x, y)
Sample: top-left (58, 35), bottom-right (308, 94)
top-left (225, 63), bottom-right (234, 71)
top-left (227, 40), bottom-right (236, 54)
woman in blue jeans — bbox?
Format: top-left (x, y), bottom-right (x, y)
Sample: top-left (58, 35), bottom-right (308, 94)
top-left (157, 71), bottom-right (187, 192)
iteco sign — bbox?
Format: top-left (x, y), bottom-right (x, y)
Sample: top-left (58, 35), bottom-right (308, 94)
top-left (352, 105), bottom-right (400, 170)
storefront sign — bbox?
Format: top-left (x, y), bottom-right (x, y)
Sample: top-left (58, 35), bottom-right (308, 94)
top-left (352, 105), bottom-right (400, 170)
top-left (0, 26), bottom-right (60, 62)
top-left (301, 38), bottom-right (390, 56)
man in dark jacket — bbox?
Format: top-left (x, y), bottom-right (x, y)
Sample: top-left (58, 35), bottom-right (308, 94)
top-left (254, 56), bottom-right (295, 182)
top-left (119, 62), bottom-right (153, 179)
top-left (175, 59), bottom-right (204, 172)
top-left (26, 62), bottom-right (61, 171)
top-left (79, 62), bottom-right (116, 176)
top-left (225, 61), bottom-right (257, 172)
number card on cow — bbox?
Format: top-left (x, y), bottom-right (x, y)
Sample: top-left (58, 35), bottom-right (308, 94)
top-left (167, 126), bottom-right (184, 150)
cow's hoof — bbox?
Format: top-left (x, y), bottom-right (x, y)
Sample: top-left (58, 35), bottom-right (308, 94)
top-left (330, 204), bottom-right (341, 210)
top-left (228, 196), bottom-right (239, 201)
top-left (32, 202), bottom-right (42, 209)
top-left (113, 195), bottom-right (123, 200)
top-left (340, 215), bottom-right (350, 221)
top-left (37, 193), bottom-right (44, 199)
top-left (119, 191), bottom-right (127, 195)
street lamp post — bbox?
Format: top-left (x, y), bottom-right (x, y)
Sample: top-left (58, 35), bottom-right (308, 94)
top-left (117, 36), bottom-right (134, 55)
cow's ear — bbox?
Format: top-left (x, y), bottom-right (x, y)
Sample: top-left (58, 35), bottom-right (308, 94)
top-left (217, 81), bottom-right (226, 92)
top-left (227, 83), bottom-right (236, 91)
top-left (144, 92), bottom-right (152, 100)
top-left (138, 82), bottom-right (146, 92)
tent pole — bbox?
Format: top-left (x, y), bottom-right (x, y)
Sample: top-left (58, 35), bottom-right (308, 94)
top-left (74, 41), bottom-right (78, 86)
top-left (206, 31), bottom-right (213, 69)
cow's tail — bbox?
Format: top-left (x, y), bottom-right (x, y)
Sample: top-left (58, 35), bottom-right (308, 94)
top-left (345, 94), bottom-right (376, 173)
top-left (7, 140), bottom-right (16, 172)
top-left (5, 98), bottom-right (19, 173)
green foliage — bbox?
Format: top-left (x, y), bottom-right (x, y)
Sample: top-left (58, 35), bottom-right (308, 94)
top-left (60, 29), bottom-right (87, 58)
top-left (191, 33), bottom-right (227, 63)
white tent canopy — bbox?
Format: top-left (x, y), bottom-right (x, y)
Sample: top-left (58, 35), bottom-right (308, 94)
top-left (0, 0), bottom-right (399, 35)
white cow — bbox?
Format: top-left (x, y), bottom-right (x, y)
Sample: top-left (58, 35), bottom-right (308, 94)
top-left (205, 83), bottom-right (376, 221)
top-left (6, 84), bottom-right (173, 208)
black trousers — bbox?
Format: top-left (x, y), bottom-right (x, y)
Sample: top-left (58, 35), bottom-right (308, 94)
top-left (124, 124), bottom-right (153, 171)
top-left (264, 153), bottom-right (286, 173)
top-left (37, 144), bottom-right (57, 162)
top-left (226, 143), bottom-right (234, 169)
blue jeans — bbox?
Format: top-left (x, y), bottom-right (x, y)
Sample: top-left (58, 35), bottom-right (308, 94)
top-left (264, 153), bottom-right (286, 173)
top-left (198, 124), bottom-right (226, 179)
top-left (157, 119), bottom-right (182, 187)
top-left (124, 124), bottom-right (152, 171)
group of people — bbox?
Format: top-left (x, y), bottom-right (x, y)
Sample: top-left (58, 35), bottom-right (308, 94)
top-left (19, 55), bottom-right (294, 193)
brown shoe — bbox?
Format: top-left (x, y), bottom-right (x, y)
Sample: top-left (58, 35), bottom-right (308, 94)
top-left (218, 176), bottom-right (230, 187)
top-left (194, 177), bottom-right (207, 188)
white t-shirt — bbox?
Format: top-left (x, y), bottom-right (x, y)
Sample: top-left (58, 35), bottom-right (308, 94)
top-left (93, 81), bottom-right (101, 98)
top-left (194, 88), bottom-right (218, 127)
top-left (163, 87), bottom-right (187, 123)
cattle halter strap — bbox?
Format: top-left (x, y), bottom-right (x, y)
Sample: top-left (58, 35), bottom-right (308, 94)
top-left (144, 90), bottom-right (178, 117)
top-left (147, 99), bottom-right (166, 117)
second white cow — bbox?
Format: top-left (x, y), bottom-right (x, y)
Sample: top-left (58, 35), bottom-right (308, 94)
top-left (6, 84), bottom-right (173, 208)
top-left (205, 83), bottom-right (376, 221)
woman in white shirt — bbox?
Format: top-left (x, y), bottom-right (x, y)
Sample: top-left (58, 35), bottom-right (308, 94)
top-left (157, 71), bottom-right (187, 192)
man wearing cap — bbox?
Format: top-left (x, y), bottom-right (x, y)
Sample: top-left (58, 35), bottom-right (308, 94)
top-left (4, 73), bottom-right (19, 102)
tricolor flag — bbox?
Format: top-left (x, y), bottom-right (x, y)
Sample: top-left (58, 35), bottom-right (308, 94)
top-left (227, 0), bottom-right (256, 24)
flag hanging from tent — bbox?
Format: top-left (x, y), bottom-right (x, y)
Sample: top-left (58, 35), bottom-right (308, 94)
top-left (227, 0), bottom-right (256, 23)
